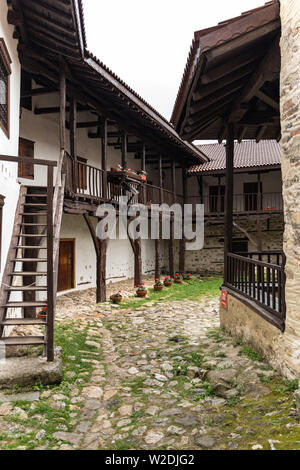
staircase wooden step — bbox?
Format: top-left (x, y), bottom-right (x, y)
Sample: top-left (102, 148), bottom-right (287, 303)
top-left (3, 301), bottom-right (47, 308)
top-left (24, 203), bottom-right (47, 207)
top-left (19, 223), bottom-right (47, 227)
top-left (5, 286), bottom-right (47, 291)
top-left (1, 318), bottom-right (46, 326)
top-left (21, 212), bottom-right (47, 216)
top-left (18, 234), bottom-right (47, 238)
top-left (1, 336), bottom-right (45, 346)
top-left (12, 258), bottom-right (47, 262)
top-left (10, 272), bottom-right (47, 276)
top-left (14, 246), bottom-right (46, 249)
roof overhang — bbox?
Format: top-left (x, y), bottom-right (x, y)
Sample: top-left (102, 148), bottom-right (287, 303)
top-left (7, 0), bottom-right (208, 165)
top-left (171, 1), bottom-right (281, 143)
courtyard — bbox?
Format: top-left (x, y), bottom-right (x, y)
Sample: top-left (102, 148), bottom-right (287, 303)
top-left (0, 278), bottom-right (299, 451)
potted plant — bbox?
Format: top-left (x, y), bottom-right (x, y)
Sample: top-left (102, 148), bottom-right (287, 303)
top-left (137, 170), bottom-right (147, 181)
top-left (111, 164), bottom-right (123, 173)
top-left (174, 273), bottom-right (183, 284)
top-left (154, 278), bottom-right (163, 291)
top-left (135, 283), bottom-right (148, 297)
top-left (183, 273), bottom-right (192, 281)
top-left (164, 276), bottom-right (172, 287)
top-left (36, 306), bottom-right (47, 319)
top-left (110, 290), bottom-right (123, 303)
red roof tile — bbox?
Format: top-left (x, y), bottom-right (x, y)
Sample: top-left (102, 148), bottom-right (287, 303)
top-left (189, 140), bottom-right (281, 174)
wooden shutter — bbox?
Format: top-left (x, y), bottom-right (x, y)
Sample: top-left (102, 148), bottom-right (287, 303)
top-left (18, 137), bottom-right (34, 179)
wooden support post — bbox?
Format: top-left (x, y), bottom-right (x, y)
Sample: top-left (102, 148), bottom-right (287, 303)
top-left (134, 238), bottom-right (142, 286)
top-left (179, 167), bottom-right (187, 274)
top-left (83, 214), bottom-right (107, 302)
top-left (102, 118), bottom-right (108, 199)
top-left (224, 123), bottom-right (234, 283)
top-left (46, 166), bottom-right (54, 362)
top-left (69, 97), bottom-right (77, 192)
top-left (257, 172), bottom-right (262, 210)
top-left (257, 218), bottom-right (263, 252)
top-left (197, 175), bottom-right (203, 204)
top-left (169, 215), bottom-right (175, 277)
top-left (155, 235), bottom-right (161, 280)
top-left (158, 154), bottom-right (163, 203)
top-left (59, 58), bottom-right (66, 172)
top-left (142, 142), bottom-right (146, 204)
top-left (171, 158), bottom-right (176, 204)
top-left (217, 175), bottom-right (221, 213)
top-left (121, 131), bottom-right (127, 169)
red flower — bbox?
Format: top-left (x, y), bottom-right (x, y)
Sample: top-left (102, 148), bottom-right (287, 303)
top-left (142, 282), bottom-right (145, 286)
top-left (134, 286), bottom-right (137, 289)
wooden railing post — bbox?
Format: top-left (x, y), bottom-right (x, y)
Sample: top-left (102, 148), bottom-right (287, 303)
top-left (47, 165), bottom-right (54, 362)
top-left (102, 118), bottom-right (108, 199)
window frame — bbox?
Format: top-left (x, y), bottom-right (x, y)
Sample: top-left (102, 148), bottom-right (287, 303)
top-left (0, 38), bottom-right (12, 139)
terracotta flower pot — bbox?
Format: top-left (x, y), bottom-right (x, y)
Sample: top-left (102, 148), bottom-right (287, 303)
top-left (164, 281), bottom-right (172, 287)
top-left (174, 279), bottom-right (183, 284)
top-left (154, 285), bottom-right (163, 292)
top-left (36, 311), bottom-right (47, 320)
top-left (136, 290), bottom-right (147, 297)
top-left (110, 295), bottom-right (122, 304)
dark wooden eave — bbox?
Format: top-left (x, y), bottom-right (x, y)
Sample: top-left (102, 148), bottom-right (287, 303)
top-left (7, 0), bottom-right (208, 166)
top-left (171, 1), bottom-right (281, 142)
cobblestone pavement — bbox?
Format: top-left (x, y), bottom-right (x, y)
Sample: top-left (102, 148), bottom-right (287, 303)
top-left (0, 282), bottom-right (300, 450)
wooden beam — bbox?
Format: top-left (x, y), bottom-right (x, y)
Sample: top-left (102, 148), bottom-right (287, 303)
top-left (22, 86), bottom-right (57, 98)
top-left (256, 125), bottom-right (268, 143)
top-left (228, 36), bottom-right (280, 122)
top-left (224, 123), bottom-right (234, 283)
top-left (34, 105), bottom-right (91, 115)
top-left (255, 90), bottom-right (279, 111)
top-left (169, 216), bottom-right (175, 277)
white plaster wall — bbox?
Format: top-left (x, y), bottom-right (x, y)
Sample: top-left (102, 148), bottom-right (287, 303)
top-left (0, 0), bottom-right (21, 279)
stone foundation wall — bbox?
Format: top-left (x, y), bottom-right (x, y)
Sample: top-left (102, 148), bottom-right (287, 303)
top-left (220, 293), bottom-right (300, 379)
top-left (185, 216), bottom-right (283, 274)
top-left (279, 0), bottom-right (300, 378)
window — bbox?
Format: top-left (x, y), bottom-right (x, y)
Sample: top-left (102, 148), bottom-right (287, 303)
top-left (232, 239), bottom-right (248, 254)
top-left (0, 194), bottom-right (5, 270)
top-left (209, 185), bottom-right (225, 213)
top-left (0, 39), bottom-right (12, 138)
top-left (18, 138), bottom-right (35, 179)
top-left (244, 182), bottom-right (263, 211)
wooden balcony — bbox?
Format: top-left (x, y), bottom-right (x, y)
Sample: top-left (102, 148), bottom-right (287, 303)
top-left (63, 154), bottom-right (183, 210)
top-left (187, 192), bottom-right (283, 217)
top-left (224, 251), bottom-right (286, 331)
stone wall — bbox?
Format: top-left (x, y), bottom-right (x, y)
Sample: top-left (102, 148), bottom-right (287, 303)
top-left (278, 0), bottom-right (300, 377)
top-left (219, 293), bottom-right (298, 379)
top-left (220, 0), bottom-right (300, 380)
top-left (185, 216), bottom-right (283, 274)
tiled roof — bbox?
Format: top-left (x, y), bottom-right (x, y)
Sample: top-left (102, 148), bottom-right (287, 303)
top-left (188, 140), bottom-right (281, 174)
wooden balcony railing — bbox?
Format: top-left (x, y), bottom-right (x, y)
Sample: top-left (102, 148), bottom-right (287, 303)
top-left (224, 251), bottom-right (286, 330)
top-left (64, 155), bottom-right (184, 207)
top-left (187, 192), bottom-right (283, 215)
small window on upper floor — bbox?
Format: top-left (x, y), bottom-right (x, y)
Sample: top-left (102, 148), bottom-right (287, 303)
top-left (0, 39), bottom-right (12, 138)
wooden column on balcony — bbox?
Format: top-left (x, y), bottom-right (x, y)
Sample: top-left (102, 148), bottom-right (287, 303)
top-left (155, 155), bottom-right (163, 279)
top-left (70, 97), bottom-right (77, 192)
top-left (121, 131), bottom-right (127, 169)
top-left (224, 123), bottom-right (234, 283)
top-left (83, 214), bottom-right (107, 302)
top-left (102, 118), bottom-right (108, 199)
top-left (169, 158), bottom-right (176, 276)
top-left (142, 142), bottom-right (146, 204)
top-left (179, 166), bottom-right (187, 274)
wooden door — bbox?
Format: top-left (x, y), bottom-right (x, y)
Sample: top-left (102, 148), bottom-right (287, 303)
top-left (18, 137), bottom-right (34, 179)
top-left (58, 239), bottom-right (75, 292)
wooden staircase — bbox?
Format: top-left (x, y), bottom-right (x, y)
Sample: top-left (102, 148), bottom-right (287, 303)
top-left (0, 186), bottom-right (51, 349)
top-left (0, 157), bottom-right (65, 360)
